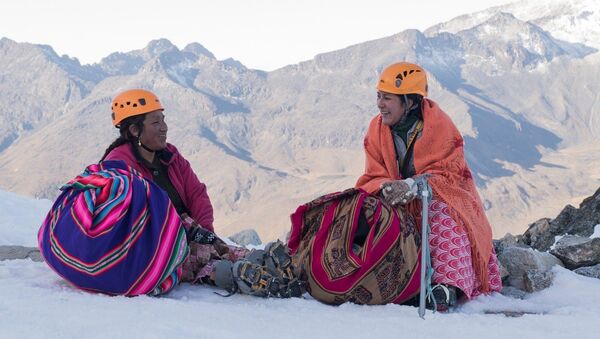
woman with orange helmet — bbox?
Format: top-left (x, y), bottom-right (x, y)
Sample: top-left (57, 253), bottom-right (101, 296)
top-left (288, 62), bottom-right (502, 310)
top-left (100, 89), bottom-right (302, 297)
top-left (41, 88), bottom-right (304, 298)
top-left (39, 88), bottom-right (222, 296)
top-left (357, 62), bottom-right (503, 308)
top-left (102, 89), bottom-right (215, 232)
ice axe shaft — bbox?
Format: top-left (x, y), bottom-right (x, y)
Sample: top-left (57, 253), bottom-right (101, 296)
top-left (417, 177), bottom-right (431, 319)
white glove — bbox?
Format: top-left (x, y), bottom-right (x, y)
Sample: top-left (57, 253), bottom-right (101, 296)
top-left (380, 178), bottom-right (418, 206)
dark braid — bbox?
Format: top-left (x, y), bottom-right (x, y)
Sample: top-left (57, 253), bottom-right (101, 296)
top-left (398, 93), bottom-right (423, 117)
top-left (398, 93), bottom-right (423, 106)
top-left (99, 115), bottom-right (146, 162)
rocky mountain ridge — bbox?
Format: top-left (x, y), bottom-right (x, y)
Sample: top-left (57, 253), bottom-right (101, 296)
top-left (0, 0), bottom-right (599, 240)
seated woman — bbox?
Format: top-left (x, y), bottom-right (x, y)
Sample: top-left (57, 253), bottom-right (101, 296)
top-left (38, 89), bottom-right (302, 297)
top-left (289, 62), bottom-right (502, 309)
top-left (100, 89), bottom-right (236, 286)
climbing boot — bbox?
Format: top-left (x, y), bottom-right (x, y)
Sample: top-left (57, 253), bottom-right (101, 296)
top-left (232, 260), bottom-right (282, 297)
top-left (426, 284), bottom-right (457, 312)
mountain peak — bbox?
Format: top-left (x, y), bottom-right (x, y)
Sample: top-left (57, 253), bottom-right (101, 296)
top-left (144, 38), bottom-right (178, 57)
top-left (0, 37), bottom-right (16, 47)
top-left (425, 0), bottom-right (600, 49)
top-left (182, 42), bottom-right (215, 59)
top-left (470, 11), bottom-right (537, 40)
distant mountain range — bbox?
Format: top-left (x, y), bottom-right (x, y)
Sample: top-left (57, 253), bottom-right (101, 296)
top-left (1, 0), bottom-right (599, 241)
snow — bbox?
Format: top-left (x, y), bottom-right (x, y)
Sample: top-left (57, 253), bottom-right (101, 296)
top-left (591, 225), bottom-right (600, 239)
top-left (0, 189), bottom-right (51, 247)
top-left (1, 190), bottom-right (600, 338)
top-left (426, 0), bottom-right (600, 59)
top-left (550, 234), bottom-right (565, 250)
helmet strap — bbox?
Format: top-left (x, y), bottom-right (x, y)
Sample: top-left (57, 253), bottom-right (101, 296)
top-left (137, 137), bottom-right (156, 153)
top-left (402, 94), bottom-right (410, 117)
top-left (402, 94), bottom-right (419, 116)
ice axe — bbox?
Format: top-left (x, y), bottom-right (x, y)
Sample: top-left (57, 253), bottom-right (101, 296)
top-left (414, 175), bottom-right (434, 319)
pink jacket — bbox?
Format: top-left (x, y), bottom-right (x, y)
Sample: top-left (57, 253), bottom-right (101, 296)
top-left (105, 143), bottom-right (214, 231)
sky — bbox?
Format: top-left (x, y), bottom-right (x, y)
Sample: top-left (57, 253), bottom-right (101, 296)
top-left (1, 188), bottom-right (600, 338)
top-left (0, 0), bottom-right (515, 71)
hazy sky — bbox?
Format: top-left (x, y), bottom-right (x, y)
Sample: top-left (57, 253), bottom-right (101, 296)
top-left (1, 0), bottom-right (515, 70)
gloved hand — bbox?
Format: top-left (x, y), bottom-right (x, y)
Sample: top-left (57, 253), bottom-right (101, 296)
top-left (186, 226), bottom-right (217, 244)
top-left (181, 213), bottom-right (229, 255)
top-left (380, 178), bottom-right (418, 206)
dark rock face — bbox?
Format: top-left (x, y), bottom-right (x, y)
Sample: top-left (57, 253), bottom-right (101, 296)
top-left (549, 236), bottom-right (600, 269)
top-left (228, 229), bottom-right (262, 247)
top-left (494, 233), bottom-right (528, 255)
top-left (522, 218), bottom-right (553, 251)
top-left (524, 188), bottom-right (600, 252)
top-left (523, 270), bottom-right (554, 292)
top-left (571, 188), bottom-right (600, 235)
top-left (574, 264), bottom-right (600, 279)
top-left (497, 187), bottom-right (600, 295)
top-left (497, 246), bottom-right (563, 290)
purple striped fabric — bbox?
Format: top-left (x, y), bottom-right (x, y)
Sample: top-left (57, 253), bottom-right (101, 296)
top-left (38, 160), bottom-right (189, 296)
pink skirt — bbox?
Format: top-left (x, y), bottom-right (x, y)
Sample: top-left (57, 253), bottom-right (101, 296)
top-left (428, 198), bottom-right (502, 298)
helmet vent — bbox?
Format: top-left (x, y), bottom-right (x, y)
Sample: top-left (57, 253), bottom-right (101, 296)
top-left (377, 63), bottom-right (426, 96)
top-left (126, 101), bottom-right (131, 105)
top-left (139, 98), bottom-right (146, 106)
top-left (132, 103), bottom-right (138, 107)
top-left (396, 69), bottom-right (421, 81)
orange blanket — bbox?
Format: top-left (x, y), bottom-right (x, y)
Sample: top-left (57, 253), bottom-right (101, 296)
top-left (356, 98), bottom-right (493, 291)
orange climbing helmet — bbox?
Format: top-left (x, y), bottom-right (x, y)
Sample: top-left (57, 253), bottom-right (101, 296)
top-left (111, 89), bottom-right (164, 127)
top-left (376, 62), bottom-right (428, 97)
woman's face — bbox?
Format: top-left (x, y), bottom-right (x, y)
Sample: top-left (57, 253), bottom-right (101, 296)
top-left (139, 110), bottom-right (168, 150)
top-left (377, 91), bottom-right (405, 126)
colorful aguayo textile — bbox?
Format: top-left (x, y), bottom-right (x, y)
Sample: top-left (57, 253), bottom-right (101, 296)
top-left (288, 188), bottom-right (421, 305)
top-left (38, 160), bottom-right (189, 296)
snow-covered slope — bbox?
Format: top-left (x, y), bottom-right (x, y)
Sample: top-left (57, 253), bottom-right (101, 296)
top-left (0, 190), bottom-right (51, 247)
top-left (427, 0), bottom-right (600, 49)
top-left (1, 190), bottom-right (599, 339)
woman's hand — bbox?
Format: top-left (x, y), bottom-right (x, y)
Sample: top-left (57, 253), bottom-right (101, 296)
top-left (181, 212), bottom-right (217, 244)
top-left (380, 178), bottom-right (418, 206)
top-left (186, 226), bottom-right (217, 244)
top-left (181, 213), bottom-right (229, 255)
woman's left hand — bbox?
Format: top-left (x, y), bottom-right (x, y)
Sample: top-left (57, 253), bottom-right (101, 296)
top-left (186, 226), bottom-right (217, 244)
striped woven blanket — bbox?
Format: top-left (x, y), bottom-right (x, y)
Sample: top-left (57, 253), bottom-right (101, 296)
top-left (288, 188), bottom-right (421, 305)
top-left (38, 160), bottom-right (189, 296)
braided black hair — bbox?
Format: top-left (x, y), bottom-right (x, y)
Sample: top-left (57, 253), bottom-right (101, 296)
top-left (399, 93), bottom-right (423, 106)
top-left (398, 93), bottom-right (423, 118)
top-left (99, 114), bottom-right (146, 162)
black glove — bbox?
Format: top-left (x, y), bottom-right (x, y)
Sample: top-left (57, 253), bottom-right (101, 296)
top-left (186, 226), bottom-right (217, 244)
